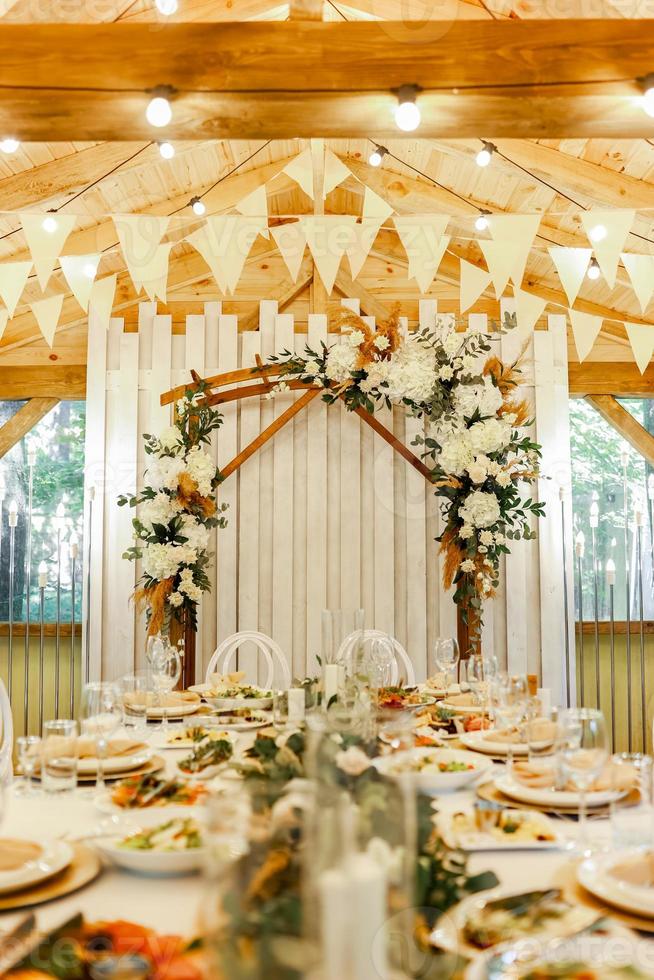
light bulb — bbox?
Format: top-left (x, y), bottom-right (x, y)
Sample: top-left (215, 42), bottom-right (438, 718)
top-left (42, 215), bottom-right (58, 234)
top-left (475, 214), bottom-right (489, 232)
top-left (587, 258), bottom-right (600, 280)
top-left (641, 74), bottom-right (654, 117)
top-left (394, 86), bottom-right (421, 132)
top-left (146, 95), bottom-right (172, 128)
top-left (82, 262), bottom-right (97, 279)
top-left (476, 142), bottom-right (494, 167)
top-left (0, 138), bottom-right (19, 154)
top-left (369, 145), bottom-right (387, 167)
top-left (190, 197), bottom-right (206, 216)
top-left (156, 0), bottom-right (178, 11)
top-left (589, 223), bottom-right (607, 242)
top-left (158, 141), bottom-right (175, 159)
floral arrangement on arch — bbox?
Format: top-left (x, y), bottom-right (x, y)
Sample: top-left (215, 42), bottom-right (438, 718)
top-left (265, 307), bottom-right (544, 647)
top-left (118, 384), bottom-right (227, 639)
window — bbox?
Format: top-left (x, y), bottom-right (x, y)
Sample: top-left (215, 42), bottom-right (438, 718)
top-left (0, 401), bottom-right (85, 622)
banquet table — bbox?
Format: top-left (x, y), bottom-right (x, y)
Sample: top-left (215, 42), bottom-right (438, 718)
top-left (0, 728), bottom-right (646, 959)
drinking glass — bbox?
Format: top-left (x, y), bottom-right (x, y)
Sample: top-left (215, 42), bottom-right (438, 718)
top-left (41, 720), bottom-right (78, 794)
top-left (80, 682), bottom-right (122, 793)
top-left (559, 708), bottom-right (609, 857)
top-left (490, 673), bottom-right (529, 776)
top-left (524, 708), bottom-right (562, 791)
top-left (432, 638), bottom-right (459, 689)
top-left (16, 735), bottom-right (41, 796)
top-left (610, 752), bottom-right (654, 850)
top-left (321, 609), bottom-right (364, 666)
top-left (119, 673), bottom-right (151, 738)
top-left (149, 641), bottom-right (182, 732)
top-left (362, 636), bottom-right (395, 689)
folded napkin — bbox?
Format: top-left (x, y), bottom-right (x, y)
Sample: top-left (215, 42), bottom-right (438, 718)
top-left (124, 691), bottom-right (201, 708)
top-left (209, 671), bottom-right (246, 688)
top-left (485, 719), bottom-right (557, 745)
top-left (0, 839), bottom-right (43, 871)
top-left (446, 693), bottom-right (478, 707)
top-left (513, 759), bottom-right (636, 793)
top-left (75, 737), bottom-right (146, 759)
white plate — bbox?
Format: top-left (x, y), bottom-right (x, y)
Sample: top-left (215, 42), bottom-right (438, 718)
top-left (437, 808), bottom-right (565, 852)
top-left (373, 747), bottom-right (493, 794)
top-left (459, 731), bottom-right (529, 757)
top-left (95, 837), bottom-right (206, 875)
top-left (0, 838), bottom-right (74, 895)
top-left (189, 684), bottom-right (273, 711)
top-left (77, 749), bottom-right (152, 774)
top-left (151, 727), bottom-right (236, 751)
top-left (146, 702), bottom-right (201, 720)
top-left (94, 791), bottom-right (204, 817)
top-left (464, 932), bottom-right (653, 980)
top-left (578, 850), bottom-right (654, 919)
top-left (495, 774), bottom-right (626, 808)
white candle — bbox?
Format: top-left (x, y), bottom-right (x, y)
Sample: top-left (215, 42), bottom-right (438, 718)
top-left (38, 561), bottom-right (48, 589)
top-left (606, 558), bottom-right (616, 587)
top-left (69, 533), bottom-right (79, 559)
top-left (88, 484), bottom-right (96, 502)
top-left (351, 853), bottom-right (388, 980)
top-left (324, 664), bottom-right (339, 706)
top-left (8, 500), bottom-right (17, 528)
top-left (287, 687), bottom-right (305, 724)
top-left (319, 868), bottom-right (351, 980)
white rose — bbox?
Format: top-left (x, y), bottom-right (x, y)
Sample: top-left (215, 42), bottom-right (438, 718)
top-left (373, 335), bottom-right (390, 351)
top-left (304, 360), bottom-right (321, 376)
top-left (496, 471), bottom-right (512, 488)
top-left (347, 329), bottom-right (365, 347)
top-left (460, 559), bottom-right (475, 573)
top-left (459, 525), bottom-right (474, 540)
top-left (158, 426), bottom-right (183, 452)
top-left (335, 746), bottom-right (371, 776)
top-left (479, 530), bottom-right (494, 546)
top-left (458, 490), bottom-right (501, 529)
top-left (438, 365), bottom-right (454, 381)
top-left (495, 532), bottom-right (506, 545)
top-left (168, 591), bottom-right (183, 607)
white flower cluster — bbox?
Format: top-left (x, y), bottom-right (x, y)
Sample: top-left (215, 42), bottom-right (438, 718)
top-left (458, 490), bottom-right (501, 529)
top-left (324, 331), bottom-right (436, 405)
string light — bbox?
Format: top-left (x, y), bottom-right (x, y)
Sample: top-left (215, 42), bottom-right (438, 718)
top-left (158, 141), bottom-right (175, 159)
top-left (41, 215), bottom-right (58, 234)
top-left (155, 0), bottom-right (178, 12)
top-left (589, 223), bottom-right (607, 242)
top-left (190, 196), bottom-right (206, 216)
top-left (394, 85), bottom-right (421, 132)
top-left (476, 141), bottom-right (495, 168)
top-left (368, 145), bottom-right (387, 167)
top-left (146, 87), bottom-right (175, 128)
top-left (475, 212), bottom-right (490, 232)
top-left (587, 257), bottom-right (601, 280)
top-left (640, 73), bottom-right (654, 117)
top-left (0, 138), bottom-right (19, 154)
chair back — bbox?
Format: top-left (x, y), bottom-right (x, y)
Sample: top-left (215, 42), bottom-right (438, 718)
top-left (336, 629), bottom-right (416, 687)
top-left (205, 631), bottom-right (291, 690)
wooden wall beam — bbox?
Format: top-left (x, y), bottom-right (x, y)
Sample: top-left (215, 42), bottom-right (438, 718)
top-left (0, 397), bottom-right (59, 458)
top-left (586, 394), bottom-right (654, 467)
top-left (0, 365), bottom-right (86, 398)
top-left (0, 22), bottom-right (652, 139)
top-left (569, 361), bottom-right (654, 396)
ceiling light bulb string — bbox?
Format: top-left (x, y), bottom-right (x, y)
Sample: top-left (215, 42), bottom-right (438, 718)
top-left (169, 139), bottom-right (273, 216)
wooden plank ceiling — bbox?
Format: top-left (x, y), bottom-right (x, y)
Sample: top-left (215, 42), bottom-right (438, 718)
top-left (0, 0), bottom-right (652, 373)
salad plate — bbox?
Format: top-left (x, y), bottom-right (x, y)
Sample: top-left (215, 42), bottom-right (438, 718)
top-left (151, 724), bottom-right (236, 751)
top-left (189, 683), bottom-right (273, 711)
top-left (95, 818), bottom-right (205, 875)
top-left (0, 838), bottom-right (74, 895)
top-left (374, 747), bottom-right (493, 794)
top-left (465, 932), bottom-right (654, 980)
top-left (438, 807), bottom-right (564, 852)
top-left (578, 850), bottom-right (654, 919)
top-left (95, 773), bottom-right (208, 813)
top-left (76, 748), bottom-right (152, 775)
top-left (176, 734), bottom-right (234, 779)
top-left (495, 774), bottom-right (627, 809)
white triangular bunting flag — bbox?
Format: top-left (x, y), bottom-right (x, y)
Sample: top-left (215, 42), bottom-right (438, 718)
top-left (186, 224), bottom-right (228, 293)
top-left (139, 242), bottom-right (173, 303)
top-left (548, 247), bottom-right (592, 306)
top-left (621, 253), bottom-right (654, 314)
top-left (394, 216), bottom-right (450, 293)
top-left (478, 240), bottom-right (526, 298)
top-left (488, 213), bottom-right (541, 288)
top-left (59, 253), bottom-right (101, 312)
top-left (188, 216), bottom-right (261, 295)
top-left (89, 274), bottom-right (117, 330)
top-left (30, 293), bottom-right (64, 348)
top-left (0, 261), bottom-right (32, 317)
top-left (283, 148), bottom-right (314, 200)
top-left (459, 258), bottom-right (492, 313)
top-left (569, 309), bottom-right (603, 362)
top-left (0, 309), bottom-right (8, 342)
top-left (235, 186), bottom-right (269, 240)
top-left (114, 214), bottom-right (170, 295)
top-left (624, 322), bottom-right (654, 374)
top-left (362, 186), bottom-right (394, 224)
top-left (270, 222), bottom-right (307, 282)
top-left (323, 150), bottom-right (352, 197)
top-left (20, 213), bottom-right (76, 291)
top-left (581, 209), bottom-right (635, 289)
top-left (345, 219), bottom-right (383, 279)
top-left (301, 216), bottom-right (356, 294)
top-left (514, 287), bottom-right (547, 334)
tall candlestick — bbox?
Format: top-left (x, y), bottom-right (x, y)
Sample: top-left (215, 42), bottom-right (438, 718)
top-left (319, 869), bottom-right (351, 980)
top-left (287, 687), bottom-right (305, 724)
top-left (351, 853), bottom-right (388, 980)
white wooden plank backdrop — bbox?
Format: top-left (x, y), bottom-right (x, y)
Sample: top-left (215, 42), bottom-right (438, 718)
top-left (83, 301), bottom-right (574, 698)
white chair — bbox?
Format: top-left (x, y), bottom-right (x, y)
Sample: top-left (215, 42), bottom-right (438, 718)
top-left (205, 631), bottom-right (292, 690)
top-left (0, 679), bottom-right (13, 781)
top-left (336, 630), bottom-right (416, 687)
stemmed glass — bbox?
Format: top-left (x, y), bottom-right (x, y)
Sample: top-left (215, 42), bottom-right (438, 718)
top-left (490, 673), bottom-right (529, 776)
top-left (363, 636), bottom-right (395, 689)
top-left (80, 682), bottom-right (122, 794)
top-left (559, 708), bottom-right (608, 857)
top-left (16, 735), bottom-right (41, 796)
top-left (119, 673), bottom-right (151, 739)
top-left (149, 640), bottom-right (182, 733)
top-left (466, 655), bottom-right (498, 717)
top-left (432, 638), bottom-right (459, 690)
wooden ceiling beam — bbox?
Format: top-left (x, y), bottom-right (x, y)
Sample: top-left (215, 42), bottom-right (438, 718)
top-left (0, 366), bottom-right (85, 398)
top-left (570, 361), bottom-right (654, 396)
top-left (586, 394), bottom-right (654, 466)
top-left (0, 397), bottom-right (59, 458)
top-left (0, 22), bottom-right (653, 139)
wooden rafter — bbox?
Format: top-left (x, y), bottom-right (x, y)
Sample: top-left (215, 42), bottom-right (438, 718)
top-left (586, 394), bottom-right (654, 467)
top-left (0, 397), bottom-right (59, 458)
top-left (569, 362), bottom-right (654, 396)
top-left (0, 22), bottom-right (653, 139)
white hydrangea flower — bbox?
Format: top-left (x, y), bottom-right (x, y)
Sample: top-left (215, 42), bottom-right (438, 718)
top-left (147, 454), bottom-right (185, 493)
top-left (139, 492), bottom-right (179, 530)
top-left (142, 542), bottom-right (197, 581)
top-left (468, 418), bottom-right (512, 455)
top-left (458, 490), bottom-right (501, 529)
top-left (158, 426), bottom-right (183, 453)
top-left (184, 445), bottom-right (216, 496)
top-left (179, 567), bottom-right (202, 602)
top-left (325, 343), bottom-right (358, 382)
top-left (453, 377), bottom-right (503, 420)
top-left (178, 514), bottom-right (210, 552)
top-left (439, 433), bottom-right (475, 476)
top-left (384, 337), bottom-right (437, 404)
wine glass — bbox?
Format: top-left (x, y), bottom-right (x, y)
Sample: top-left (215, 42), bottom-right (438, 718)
top-left (149, 641), bottom-right (182, 733)
top-left (363, 636), bottom-right (395, 689)
top-left (80, 682), bottom-right (122, 794)
top-left (432, 638), bottom-right (459, 690)
top-left (119, 672), bottom-right (151, 739)
top-left (559, 708), bottom-right (608, 857)
top-left (490, 673), bottom-right (529, 776)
